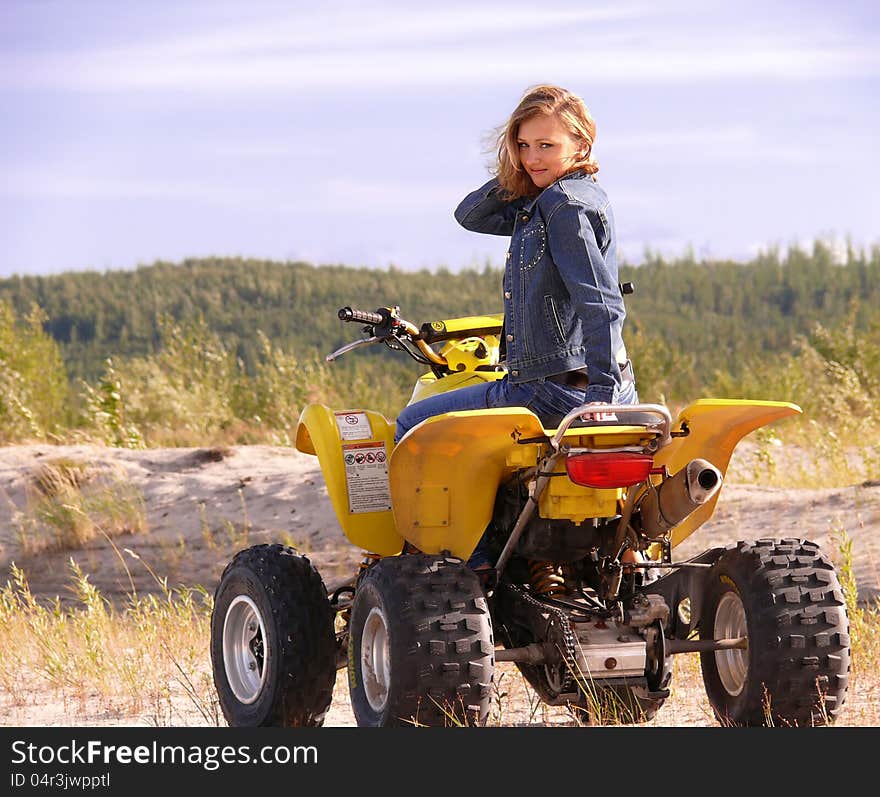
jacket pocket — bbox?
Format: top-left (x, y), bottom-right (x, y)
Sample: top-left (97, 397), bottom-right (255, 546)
top-left (596, 207), bottom-right (611, 255)
top-left (543, 294), bottom-right (565, 345)
top-left (518, 221), bottom-right (546, 270)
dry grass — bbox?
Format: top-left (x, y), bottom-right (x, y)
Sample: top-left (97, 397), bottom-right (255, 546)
top-left (0, 560), bottom-right (219, 727)
top-left (728, 433), bottom-right (880, 489)
top-left (1, 549), bottom-right (878, 727)
top-left (0, 446), bottom-right (878, 727)
top-left (14, 458), bottom-right (146, 555)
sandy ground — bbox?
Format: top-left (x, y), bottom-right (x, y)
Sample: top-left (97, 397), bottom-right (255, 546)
top-left (2, 442), bottom-right (877, 605)
top-left (0, 444), bottom-right (364, 606)
top-left (1, 442), bottom-right (878, 727)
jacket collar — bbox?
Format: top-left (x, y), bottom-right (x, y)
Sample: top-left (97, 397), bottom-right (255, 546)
top-left (522, 168), bottom-right (594, 214)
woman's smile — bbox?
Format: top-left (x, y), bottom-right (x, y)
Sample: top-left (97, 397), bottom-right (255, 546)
top-left (516, 113), bottom-right (583, 189)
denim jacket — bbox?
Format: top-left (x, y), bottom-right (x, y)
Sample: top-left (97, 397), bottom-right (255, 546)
top-left (454, 170), bottom-right (627, 403)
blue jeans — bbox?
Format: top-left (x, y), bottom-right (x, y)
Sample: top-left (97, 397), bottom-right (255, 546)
top-left (394, 374), bottom-right (638, 443)
top-left (394, 374), bottom-right (639, 569)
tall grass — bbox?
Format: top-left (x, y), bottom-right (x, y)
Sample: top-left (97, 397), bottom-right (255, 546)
top-left (2, 549), bottom-right (879, 726)
top-left (77, 316), bottom-right (409, 447)
top-left (833, 526), bottom-right (880, 670)
top-left (14, 459), bottom-right (146, 555)
top-left (0, 561), bottom-right (218, 725)
top-left (707, 314), bottom-right (880, 446)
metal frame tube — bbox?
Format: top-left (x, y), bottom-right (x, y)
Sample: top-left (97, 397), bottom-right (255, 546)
top-left (495, 643), bottom-right (559, 665)
top-left (551, 402), bottom-right (673, 451)
top-left (666, 637), bottom-right (748, 654)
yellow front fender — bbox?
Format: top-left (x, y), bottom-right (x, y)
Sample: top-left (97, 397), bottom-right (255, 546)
top-left (295, 404), bottom-right (404, 555)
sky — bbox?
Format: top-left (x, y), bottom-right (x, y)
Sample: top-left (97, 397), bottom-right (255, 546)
top-left (1, 0), bottom-right (878, 277)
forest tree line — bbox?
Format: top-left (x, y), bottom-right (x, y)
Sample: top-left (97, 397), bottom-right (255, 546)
top-left (1, 240), bottom-right (878, 446)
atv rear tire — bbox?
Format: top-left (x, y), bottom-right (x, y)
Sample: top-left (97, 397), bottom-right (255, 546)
top-left (700, 539), bottom-right (850, 727)
top-left (348, 553), bottom-right (494, 726)
top-left (211, 544), bottom-right (337, 726)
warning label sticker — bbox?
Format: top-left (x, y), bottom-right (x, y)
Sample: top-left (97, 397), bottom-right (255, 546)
top-left (335, 411), bottom-right (373, 441)
top-left (343, 441), bottom-right (391, 514)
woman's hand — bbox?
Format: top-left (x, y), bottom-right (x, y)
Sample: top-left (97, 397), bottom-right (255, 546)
top-left (580, 402), bottom-right (617, 422)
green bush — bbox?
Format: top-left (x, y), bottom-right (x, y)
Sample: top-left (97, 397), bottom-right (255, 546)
top-left (0, 301), bottom-right (70, 442)
top-left (707, 311), bottom-right (880, 436)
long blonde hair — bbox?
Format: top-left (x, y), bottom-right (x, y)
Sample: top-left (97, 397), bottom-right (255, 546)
top-left (494, 84), bottom-right (598, 200)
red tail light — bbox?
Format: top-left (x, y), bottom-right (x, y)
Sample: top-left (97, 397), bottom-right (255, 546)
top-left (565, 453), bottom-right (654, 488)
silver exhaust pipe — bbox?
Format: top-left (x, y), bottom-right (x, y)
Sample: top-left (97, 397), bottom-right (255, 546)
top-left (638, 458), bottom-right (723, 539)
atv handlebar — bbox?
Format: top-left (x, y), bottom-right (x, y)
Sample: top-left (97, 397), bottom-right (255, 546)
top-left (338, 306), bottom-right (385, 325)
top-left (332, 305), bottom-right (448, 368)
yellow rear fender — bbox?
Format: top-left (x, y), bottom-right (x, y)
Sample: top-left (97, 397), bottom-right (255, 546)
top-left (389, 408), bottom-right (546, 559)
top-left (654, 399), bottom-right (802, 547)
top-left (294, 403), bottom-right (404, 556)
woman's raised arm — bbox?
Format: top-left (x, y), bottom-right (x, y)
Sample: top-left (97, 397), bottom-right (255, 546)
top-left (454, 177), bottom-right (522, 236)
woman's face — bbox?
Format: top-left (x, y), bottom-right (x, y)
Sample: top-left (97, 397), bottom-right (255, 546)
top-left (516, 113), bottom-right (583, 189)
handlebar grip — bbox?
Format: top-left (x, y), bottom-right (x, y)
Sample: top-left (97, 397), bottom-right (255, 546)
top-left (338, 307), bottom-right (385, 325)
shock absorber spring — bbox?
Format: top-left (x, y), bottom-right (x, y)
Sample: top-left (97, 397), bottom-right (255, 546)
top-left (529, 560), bottom-right (566, 597)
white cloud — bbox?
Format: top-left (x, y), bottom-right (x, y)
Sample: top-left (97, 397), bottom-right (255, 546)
top-left (117, 5), bottom-right (640, 59)
top-left (606, 126), bottom-right (759, 151)
top-left (1, 169), bottom-right (263, 205)
top-left (202, 140), bottom-right (297, 159)
top-left (601, 125), bottom-right (819, 165)
top-left (314, 177), bottom-right (461, 210)
top-left (3, 4), bottom-right (878, 93)
top-left (2, 166), bottom-right (464, 215)
top-left (9, 43), bottom-right (877, 93)
top-left (2, 4), bottom-right (641, 91)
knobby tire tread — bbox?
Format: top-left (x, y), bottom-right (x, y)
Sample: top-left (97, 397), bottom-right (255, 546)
top-left (212, 543), bottom-right (336, 727)
top-left (350, 554), bottom-right (494, 727)
top-left (700, 538), bottom-right (850, 727)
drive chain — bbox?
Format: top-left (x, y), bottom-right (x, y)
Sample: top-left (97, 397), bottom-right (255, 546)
top-left (502, 581), bottom-right (580, 688)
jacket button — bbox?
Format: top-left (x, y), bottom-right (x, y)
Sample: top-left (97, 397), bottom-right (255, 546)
top-left (506, 334), bottom-right (514, 342)
top-left (511, 370), bottom-right (519, 376)
top-left (520, 215), bottom-right (529, 223)
top-left (504, 291), bottom-right (511, 299)
top-left (506, 251), bottom-right (511, 260)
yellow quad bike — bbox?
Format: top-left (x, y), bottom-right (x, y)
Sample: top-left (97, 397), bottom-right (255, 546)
top-left (210, 305), bottom-right (851, 727)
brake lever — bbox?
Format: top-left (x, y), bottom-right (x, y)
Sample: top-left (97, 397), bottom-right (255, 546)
top-left (325, 336), bottom-right (381, 362)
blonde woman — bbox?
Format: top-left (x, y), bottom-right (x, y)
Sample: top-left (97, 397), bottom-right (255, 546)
top-left (395, 84), bottom-right (637, 451)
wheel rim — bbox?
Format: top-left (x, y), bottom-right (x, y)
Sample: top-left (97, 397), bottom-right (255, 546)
top-left (714, 591), bottom-right (749, 697)
top-left (361, 606), bottom-right (391, 713)
top-left (222, 595), bottom-right (269, 704)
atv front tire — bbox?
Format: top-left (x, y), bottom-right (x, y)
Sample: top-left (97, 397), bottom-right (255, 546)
top-left (348, 553), bottom-right (494, 726)
top-left (700, 539), bottom-right (850, 727)
top-left (211, 544), bottom-right (337, 726)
